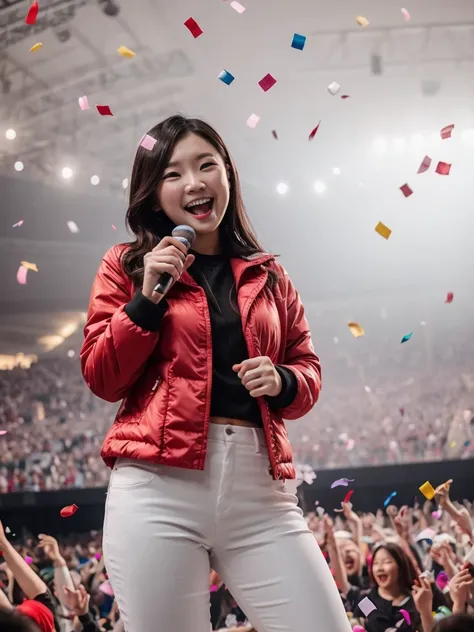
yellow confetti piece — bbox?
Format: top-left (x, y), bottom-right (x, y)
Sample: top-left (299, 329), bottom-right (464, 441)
top-left (29, 42), bottom-right (43, 52)
top-left (348, 322), bottom-right (365, 338)
top-left (21, 261), bottom-right (38, 272)
top-left (449, 441), bottom-right (456, 448)
top-left (117, 45), bottom-right (136, 58)
top-left (375, 221), bottom-right (392, 240)
top-left (419, 481), bottom-right (436, 500)
top-left (356, 16), bottom-right (369, 27)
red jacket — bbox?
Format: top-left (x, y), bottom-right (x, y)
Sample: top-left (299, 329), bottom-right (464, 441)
top-left (80, 244), bottom-right (321, 480)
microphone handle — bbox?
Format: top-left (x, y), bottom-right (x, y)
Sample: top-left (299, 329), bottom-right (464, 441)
top-left (153, 273), bottom-right (174, 295)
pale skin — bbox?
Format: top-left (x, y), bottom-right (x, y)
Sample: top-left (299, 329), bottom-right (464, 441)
top-left (141, 133), bottom-right (283, 425)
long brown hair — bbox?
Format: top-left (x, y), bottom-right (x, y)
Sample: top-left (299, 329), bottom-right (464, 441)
top-left (369, 542), bottom-right (418, 595)
top-left (121, 115), bottom-right (277, 288)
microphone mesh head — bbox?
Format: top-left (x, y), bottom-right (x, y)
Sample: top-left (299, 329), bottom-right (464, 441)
top-left (172, 225), bottom-right (196, 248)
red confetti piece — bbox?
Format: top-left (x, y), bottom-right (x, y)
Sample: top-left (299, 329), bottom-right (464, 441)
top-left (341, 95), bottom-right (350, 99)
top-left (343, 489), bottom-right (354, 504)
top-left (60, 504), bottom-right (79, 518)
top-left (435, 161), bottom-right (451, 175)
top-left (25, 1), bottom-right (39, 25)
top-left (258, 73), bottom-right (277, 92)
top-left (271, 130), bottom-right (278, 140)
top-left (440, 124), bottom-right (454, 140)
top-left (417, 155), bottom-right (432, 174)
top-left (399, 407), bottom-right (405, 417)
top-left (184, 17), bottom-right (203, 38)
top-left (445, 292), bottom-right (454, 304)
top-left (400, 183), bottom-right (413, 197)
top-left (308, 121), bottom-right (321, 141)
top-left (96, 105), bottom-right (113, 116)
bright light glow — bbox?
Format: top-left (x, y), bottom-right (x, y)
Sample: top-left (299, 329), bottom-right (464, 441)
top-left (372, 137), bottom-right (387, 154)
top-left (332, 167), bottom-right (341, 175)
top-left (122, 178), bottom-right (129, 190)
top-left (14, 161), bottom-right (24, 172)
top-left (90, 175), bottom-right (100, 186)
top-left (67, 350), bottom-right (76, 358)
top-left (462, 128), bottom-right (474, 145)
top-left (313, 180), bottom-right (326, 194)
top-left (393, 137), bottom-right (406, 152)
top-left (276, 182), bottom-right (288, 195)
top-left (410, 133), bottom-right (424, 149)
top-left (59, 322), bottom-right (78, 338)
top-left (61, 167), bottom-right (73, 179)
top-left (5, 128), bottom-right (16, 140)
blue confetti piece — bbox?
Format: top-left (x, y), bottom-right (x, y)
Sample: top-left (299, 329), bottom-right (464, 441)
top-left (291, 33), bottom-right (306, 51)
top-left (401, 332), bottom-right (413, 343)
top-left (384, 491), bottom-right (397, 507)
top-left (218, 69), bottom-right (235, 85)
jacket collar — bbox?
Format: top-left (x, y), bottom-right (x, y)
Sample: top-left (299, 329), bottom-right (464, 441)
top-left (180, 252), bottom-right (275, 289)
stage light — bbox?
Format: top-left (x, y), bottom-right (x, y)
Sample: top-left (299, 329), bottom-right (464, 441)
top-left (276, 182), bottom-right (288, 195)
top-left (90, 175), bottom-right (100, 186)
top-left (332, 167), bottom-right (341, 175)
top-left (393, 137), bottom-right (406, 152)
top-left (5, 128), bottom-right (16, 140)
top-left (313, 180), bottom-right (326, 194)
top-left (372, 137), bottom-right (387, 154)
top-left (462, 129), bottom-right (474, 145)
top-left (14, 161), bottom-right (24, 171)
top-left (61, 167), bottom-right (73, 179)
top-left (122, 178), bottom-right (129, 190)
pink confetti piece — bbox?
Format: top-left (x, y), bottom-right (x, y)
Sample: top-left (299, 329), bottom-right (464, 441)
top-left (246, 113), bottom-right (260, 128)
top-left (0, 430), bottom-right (8, 436)
top-left (184, 17), bottom-right (203, 38)
top-left (400, 183), bottom-right (413, 197)
top-left (96, 105), bottom-right (113, 116)
top-left (140, 134), bottom-right (157, 151)
top-left (258, 73), bottom-right (277, 92)
top-left (112, 224), bottom-right (117, 230)
top-left (417, 155), bottom-right (432, 174)
top-left (445, 291), bottom-right (454, 303)
top-left (99, 581), bottom-right (114, 597)
top-left (358, 596), bottom-right (377, 617)
top-left (230, 1), bottom-right (246, 13)
top-left (431, 509), bottom-right (443, 520)
top-left (16, 265), bottom-right (28, 285)
top-left (25, 556), bottom-right (33, 565)
top-left (308, 121), bottom-right (321, 141)
top-left (436, 161), bottom-right (451, 175)
top-left (401, 8), bottom-right (410, 21)
top-left (12, 220), bottom-right (24, 228)
top-left (330, 477), bottom-right (354, 489)
top-left (271, 130), bottom-right (278, 140)
top-left (399, 609), bottom-right (411, 625)
top-left (78, 96), bottom-right (89, 110)
top-left (440, 124), bottom-right (454, 140)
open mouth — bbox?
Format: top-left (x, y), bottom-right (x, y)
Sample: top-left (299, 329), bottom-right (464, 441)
top-left (184, 197), bottom-right (214, 218)
top-left (377, 574), bottom-right (389, 583)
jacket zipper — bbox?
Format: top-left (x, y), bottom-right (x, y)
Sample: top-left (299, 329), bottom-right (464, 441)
top-left (151, 378), bottom-right (161, 392)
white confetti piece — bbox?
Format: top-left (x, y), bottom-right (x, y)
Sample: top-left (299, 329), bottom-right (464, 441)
top-left (401, 8), bottom-right (410, 21)
top-left (5, 526), bottom-right (11, 533)
top-left (140, 134), bottom-right (157, 151)
top-left (316, 506), bottom-right (325, 517)
top-left (112, 224), bottom-right (117, 230)
top-left (327, 81), bottom-right (341, 96)
top-left (230, 1), bottom-right (246, 13)
top-left (67, 221), bottom-right (79, 233)
top-left (358, 597), bottom-right (377, 617)
top-left (12, 220), bottom-right (24, 228)
top-left (364, 385), bottom-right (371, 393)
top-left (78, 96), bottom-right (89, 110)
top-left (247, 113), bottom-right (260, 128)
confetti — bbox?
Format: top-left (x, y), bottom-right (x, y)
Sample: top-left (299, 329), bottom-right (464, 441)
top-left (96, 105), bottom-right (113, 116)
top-left (401, 332), bottom-right (413, 344)
top-left (29, 42), bottom-right (43, 52)
top-left (112, 224), bottom-right (117, 230)
top-left (258, 73), bottom-right (277, 92)
top-left (464, 440), bottom-right (470, 447)
top-left (21, 261), bottom-right (38, 272)
top-left (327, 81), bottom-right (341, 96)
top-left (353, 627), bottom-right (367, 632)
top-left (432, 509), bottom-right (443, 520)
top-left (271, 130), bottom-right (278, 140)
top-left (25, 1), bottom-right (39, 25)
top-left (25, 556), bottom-right (33, 565)
top-left (343, 490), bottom-right (355, 504)
top-left (436, 161), bottom-right (451, 175)
top-left (16, 266), bottom-right (28, 285)
top-left (400, 183), bottom-right (413, 198)
top-left (230, 1), bottom-right (246, 13)
top-left (308, 121), bottom-right (321, 141)
top-left (245, 113), bottom-right (260, 129)
top-left (440, 124), bottom-right (454, 140)
top-left (384, 491), bottom-right (397, 507)
top-left (117, 45), bottom-right (136, 58)
top-left (445, 291), bottom-right (454, 303)
top-left (140, 134), bottom-right (157, 151)
top-left (358, 597), bottom-right (377, 617)
top-left (356, 16), bottom-right (369, 28)
top-left (78, 96), bottom-right (89, 110)
top-left (417, 155), bottom-right (432, 174)
top-left (5, 526), bottom-right (11, 534)
top-left (348, 322), bottom-right (364, 338)
top-left (316, 506), bottom-right (325, 517)
top-left (401, 8), bottom-right (410, 21)
top-left (67, 221), bottom-right (79, 234)
top-left (291, 33), bottom-right (306, 51)
top-left (399, 610), bottom-right (411, 626)
top-left (0, 430), bottom-right (7, 436)
top-left (60, 504), bottom-right (79, 518)
top-left (331, 477), bottom-right (355, 489)
top-left (184, 17), bottom-right (203, 39)
top-left (364, 385), bottom-right (371, 393)
top-left (12, 220), bottom-right (24, 228)
top-left (419, 481), bottom-right (436, 500)
top-left (341, 94), bottom-right (350, 99)
top-left (218, 70), bottom-right (235, 85)
top-left (374, 221), bottom-right (392, 240)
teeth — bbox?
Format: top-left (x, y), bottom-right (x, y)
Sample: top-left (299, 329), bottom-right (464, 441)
top-left (186, 197), bottom-right (211, 209)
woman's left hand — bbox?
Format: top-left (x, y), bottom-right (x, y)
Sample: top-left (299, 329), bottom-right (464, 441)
top-left (233, 357), bottom-right (282, 398)
top-left (411, 575), bottom-right (433, 614)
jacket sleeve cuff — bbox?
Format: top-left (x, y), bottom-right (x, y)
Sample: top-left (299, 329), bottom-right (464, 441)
top-left (124, 290), bottom-right (168, 332)
top-left (267, 365), bottom-right (298, 410)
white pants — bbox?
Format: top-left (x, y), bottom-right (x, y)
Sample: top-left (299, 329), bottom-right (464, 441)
top-left (103, 424), bottom-right (351, 632)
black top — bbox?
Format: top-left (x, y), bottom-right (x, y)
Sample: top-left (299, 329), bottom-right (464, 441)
top-left (347, 586), bottom-right (419, 632)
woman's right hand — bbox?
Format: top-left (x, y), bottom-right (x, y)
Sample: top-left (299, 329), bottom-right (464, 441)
top-left (142, 237), bottom-right (195, 303)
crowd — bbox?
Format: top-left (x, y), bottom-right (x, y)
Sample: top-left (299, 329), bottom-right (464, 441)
top-left (0, 479), bottom-right (473, 631)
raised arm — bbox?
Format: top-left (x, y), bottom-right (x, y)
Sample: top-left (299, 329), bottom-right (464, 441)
top-left (0, 522), bottom-right (47, 600)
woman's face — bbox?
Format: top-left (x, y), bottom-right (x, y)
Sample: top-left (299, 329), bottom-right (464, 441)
top-left (338, 539), bottom-right (362, 575)
top-left (156, 132), bottom-right (230, 241)
top-left (372, 548), bottom-right (400, 591)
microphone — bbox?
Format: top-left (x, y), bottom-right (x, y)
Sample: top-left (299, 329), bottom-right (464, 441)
top-left (153, 225), bottom-right (196, 294)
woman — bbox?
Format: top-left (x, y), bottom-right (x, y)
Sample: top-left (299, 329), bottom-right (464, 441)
top-left (80, 115), bottom-right (350, 632)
